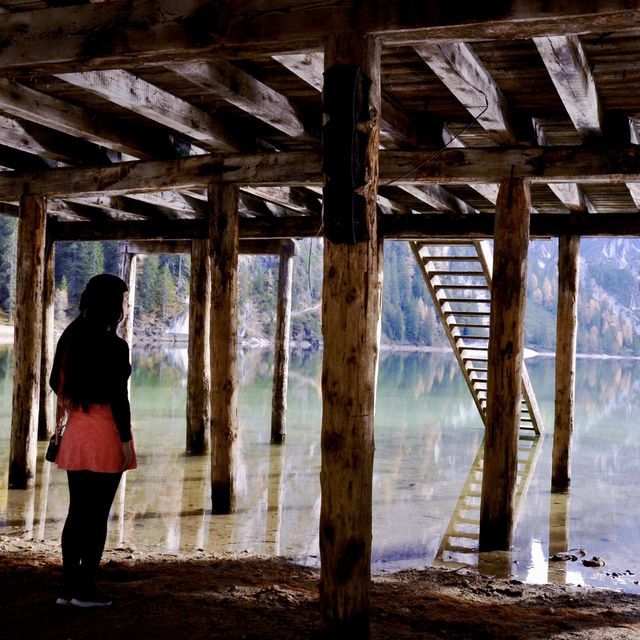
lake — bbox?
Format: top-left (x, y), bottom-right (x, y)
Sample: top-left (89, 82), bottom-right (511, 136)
top-left (1, 344), bottom-right (640, 593)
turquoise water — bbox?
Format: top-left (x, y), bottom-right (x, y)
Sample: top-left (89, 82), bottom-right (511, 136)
top-left (1, 345), bottom-right (640, 592)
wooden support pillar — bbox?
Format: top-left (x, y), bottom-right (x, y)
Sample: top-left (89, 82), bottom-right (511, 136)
top-left (38, 233), bottom-right (55, 441)
top-left (319, 33), bottom-right (382, 637)
top-left (479, 178), bottom-right (530, 551)
top-left (186, 239), bottom-right (211, 455)
top-left (270, 243), bottom-right (294, 445)
top-left (9, 193), bottom-right (47, 489)
top-left (552, 235), bottom-right (580, 492)
top-left (209, 183), bottom-right (239, 514)
top-left (119, 248), bottom-right (137, 346)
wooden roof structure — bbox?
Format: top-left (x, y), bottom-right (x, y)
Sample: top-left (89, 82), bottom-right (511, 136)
top-left (5, 2), bottom-right (640, 636)
top-left (0, 2), bottom-right (640, 237)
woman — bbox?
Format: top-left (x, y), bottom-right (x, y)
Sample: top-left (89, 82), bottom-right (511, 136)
top-left (50, 273), bottom-right (136, 608)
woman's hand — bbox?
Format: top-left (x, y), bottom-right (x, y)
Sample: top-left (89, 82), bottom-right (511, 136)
top-left (121, 441), bottom-right (134, 470)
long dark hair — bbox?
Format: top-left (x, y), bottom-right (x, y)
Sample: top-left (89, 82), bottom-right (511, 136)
top-left (61, 274), bottom-right (129, 408)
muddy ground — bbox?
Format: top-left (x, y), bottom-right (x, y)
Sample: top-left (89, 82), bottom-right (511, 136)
top-left (2, 534), bottom-right (640, 639)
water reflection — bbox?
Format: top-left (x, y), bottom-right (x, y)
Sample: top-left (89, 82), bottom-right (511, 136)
top-left (1, 345), bottom-right (640, 593)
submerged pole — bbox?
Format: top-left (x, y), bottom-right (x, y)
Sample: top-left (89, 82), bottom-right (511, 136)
top-left (9, 193), bottom-right (47, 489)
top-left (38, 233), bottom-right (55, 441)
top-left (319, 32), bottom-right (383, 637)
top-left (209, 183), bottom-right (239, 514)
top-left (270, 242), bottom-right (295, 444)
top-left (186, 238), bottom-right (211, 454)
top-left (479, 178), bottom-right (530, 551)
top-left (552, 234), bottom-right (580, 492)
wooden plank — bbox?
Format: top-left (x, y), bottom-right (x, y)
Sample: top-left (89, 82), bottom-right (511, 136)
top-left (49, 210), bottom-right (640, 243)
top-left (479, 178), bottom-right (530, 551)
top-left (186, 238), bottom-right (211, 455)
top-left (534, 35), bottom-right (602, 137)
top-left (320, 32), bottom-right (382, 637)
top-left (209, 183), bottom-right (240, 514)
top-left (1, 1), bottom-right (640, 73)
top-left (170, 61), bottom-right (306, 138)
top-left (4, 146), bottom-right (640, 202)
top-left (9, 193), bottom-right (46, 488)
top-left (413, 42), bottom-right (515, 144)
top-left (270, 245), bottom-right (294, 444)
top-left (57, 70), bottom-right (239, 151)
top-left (0, 79), bottom-right (168, 159)
top-left (552, 234), bottom-right (580, 492)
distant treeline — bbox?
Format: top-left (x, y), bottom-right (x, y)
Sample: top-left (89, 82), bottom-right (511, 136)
top-left (1, 212), bottom-right (639, 355)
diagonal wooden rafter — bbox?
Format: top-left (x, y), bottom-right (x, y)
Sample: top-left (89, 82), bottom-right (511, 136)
top-left (273, 51), bottom-right (416, 146)
top-left (0, 78), bottom-right (173, 159)
top-left (169, 61), bottom-right (307, 139)
top-left (56, 70), bottom-right (240, 152)
top-left (533, 35), bottom-right (607, 211)
top-left (413, 42), bottom-right (515, 145)
top-left (273, 51), bottom-right (476, 214)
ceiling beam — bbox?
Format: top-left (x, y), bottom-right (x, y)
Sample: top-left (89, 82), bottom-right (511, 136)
top-left (169, 61), bottom-right (307, 138)
top-left (1, 147), bottom-right (640, 200)
top-left (0, 79), bottom-right (175, 159)
top-left (2, 1), bottom-right (640, 74)
top-left (414, 42), bottom-right (515, 145)
top-left (56, 70), bottom-right (240, 151)
top-left (273, 51), bottom-right (416, 145)
top-left (533, 35), bottom-right (602, 137)
top-left (49, 210), bottom-right (640, 242)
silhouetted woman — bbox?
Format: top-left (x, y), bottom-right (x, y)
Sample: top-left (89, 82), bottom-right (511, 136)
top-left (50, 273), bottom-right (136, 608)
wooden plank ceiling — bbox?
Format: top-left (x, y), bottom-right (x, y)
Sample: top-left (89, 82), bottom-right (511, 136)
top-left (0, 0), bottom-right (640, 238)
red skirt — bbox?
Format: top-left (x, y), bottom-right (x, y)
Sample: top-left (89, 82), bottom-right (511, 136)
top-left (56, 404), bottom-right (137, 473)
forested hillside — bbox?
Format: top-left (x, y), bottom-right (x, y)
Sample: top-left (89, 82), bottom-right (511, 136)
top-left (1, 211), bottom-right (640, 355)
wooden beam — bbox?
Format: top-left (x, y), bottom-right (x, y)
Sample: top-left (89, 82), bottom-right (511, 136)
top-left (56, 70), bottom-right (240, 151)
top-left (49, 210), bottom-right (640, 243)
top-left (1, 1), bottom-right (640, 73)
top-left (270, 244), bottom-right (294, 444)
top-left (0, 79), bottom-right (168, 159)
top-left (534, 35), bottom-right (602, 138)
top-left (209, 183), bottom-right (240, 514)
top-left (552, 234), bottom-right (580, 492)
top-left (480, 178), bottom-right (530, 551)
top-left (9, 193), bottom-right (46, 488)
top-left (414, 42), bottom-right (515, 144)
top-left (170, 61), bottom-right (306, 138)
top-left (118, 249), bottom-right (137, 347)
top-left (186, 238), bottom-right (211, 455)
top-left (273, 51), bottom-right (415, 145)
top-left (4, 146), bottom-right (640, 202)
top-left (320, 32), bottom-right (382, 637)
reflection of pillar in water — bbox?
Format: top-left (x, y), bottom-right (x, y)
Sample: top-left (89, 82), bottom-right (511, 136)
top-left (179, 456), bottom-right (208, 553)
top-left (548, 491), bottom-right (570, 585)
top-left (266, 443), bottom-right (285, 556)
top-left (111, 474), bottom-right (127, 548)
top-left (35, 458), bottom-right (52, 541)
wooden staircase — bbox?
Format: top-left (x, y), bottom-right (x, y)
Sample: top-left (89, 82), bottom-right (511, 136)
top-left (410, 239), bottom-right (544, 437)
top-left (433, 433), bottom-right (542, 567)
top-left (409, 239), bottom-right (545, 567)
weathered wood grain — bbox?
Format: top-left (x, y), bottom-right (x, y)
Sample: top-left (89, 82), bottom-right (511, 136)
top-left (479, 178), bottom-right (530, 551)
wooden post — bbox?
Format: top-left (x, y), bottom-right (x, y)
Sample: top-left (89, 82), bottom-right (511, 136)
top-left (270, 242), bottom-right (294, 444)
top-left (37, 233), bottom-right (55, 441)
top-left (9, 193), bottom-right (47, 489)
top-left (209, 183), bottom-right (239, 514)
top-left (119, 247), bottom-right (137, 346)
top-left (552, 235), bottom-right (580, 492)
top-left (186, 238), bottom-right (211, 454)
top-left (320, 33), bottom-right (382, 636)
top-left (479, 178), bottom-right (530, 551)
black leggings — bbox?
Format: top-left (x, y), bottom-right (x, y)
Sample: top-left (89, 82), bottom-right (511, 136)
top-left (62, 470), bottom-right (122, 594)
